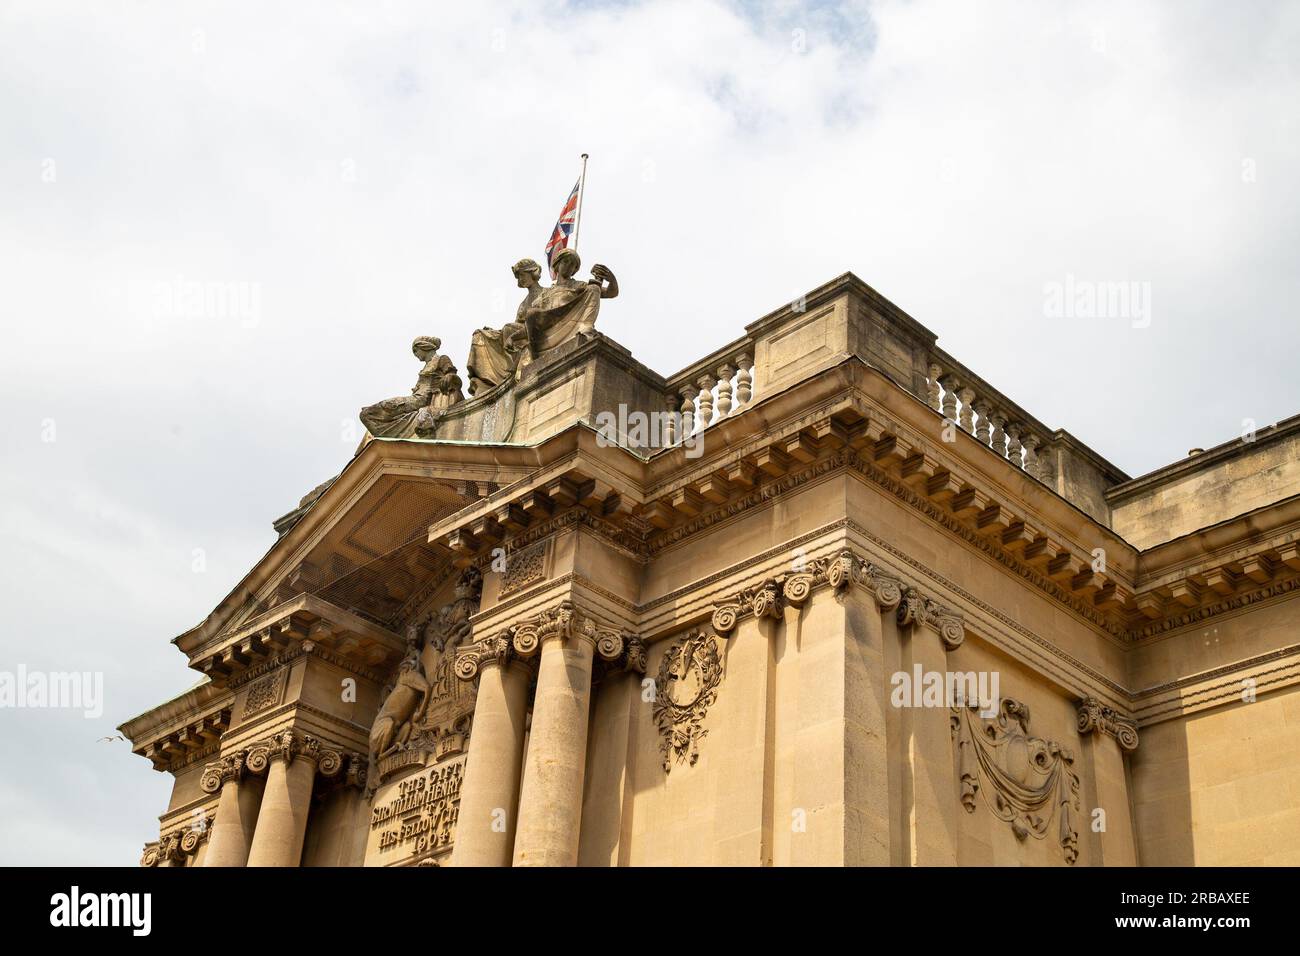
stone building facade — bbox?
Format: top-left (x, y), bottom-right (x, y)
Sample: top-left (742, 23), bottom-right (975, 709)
top-left (121, 269), bottom-right (1300, 867)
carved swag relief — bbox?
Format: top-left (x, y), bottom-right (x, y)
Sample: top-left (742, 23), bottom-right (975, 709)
top-left (951, 698), bottom-right (1082, 864)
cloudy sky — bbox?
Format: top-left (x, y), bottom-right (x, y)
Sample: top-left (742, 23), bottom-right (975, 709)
top-left (1, 0), bottom-right (1298, 865)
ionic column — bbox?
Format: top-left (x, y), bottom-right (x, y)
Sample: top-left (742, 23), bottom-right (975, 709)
top-left (775, 554), bottom-right (903, 866)
top-left (450, 634), bottom-right (532, 867)
top-left (511, 603), bottom-right (597, 866)
top-left (201, 751), bottom-right (264, 867)
top-left (1076, 697), bottom-right (1139, 866)
top-left (709, 588), bottom-right (780, 866)
top-left (897, 589), bottom-right (965, 866)
top-left (245, 732), bottom-right (320, 867)
top-left (578, 633), bottom-right (646, 867)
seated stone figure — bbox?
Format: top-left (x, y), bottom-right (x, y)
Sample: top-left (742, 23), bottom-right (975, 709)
top-left (412, 354), bottom-right (464, 437)
top-left (464, 259), bottom-right (538, 396)
top-left (359, 337), bottom-right (463, 438)
top-left (523, 248), bottom-right (618, 358)
top-left (368, 651), bottom-right (428, 771)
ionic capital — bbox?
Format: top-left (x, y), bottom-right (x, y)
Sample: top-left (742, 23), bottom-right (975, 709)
top-left (509, 600), bottom-right (608, 657)
top-left (710, 550), bottom-right (906, 635)
top-left (241, 730), bottom-right (339, 774)
top-left (897, 587), bottom-right (965, 650)
top-left (1076, 696), bottom-right (1139, 752)
top-left (593, 630), bottom-right (646, 674)
top-left (199, 750), bottom-right (246, 794)
top-left (455, 631), bottom-right (515, 680)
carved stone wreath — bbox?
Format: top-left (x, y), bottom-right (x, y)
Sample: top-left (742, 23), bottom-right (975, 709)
top-left (951, 698), bottom-right (1082, 864)
top-left (652, 630), bottom-right (723, 773)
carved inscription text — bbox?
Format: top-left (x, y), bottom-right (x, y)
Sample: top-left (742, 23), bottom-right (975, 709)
top-left (370, 758), bottom-right (464, 858)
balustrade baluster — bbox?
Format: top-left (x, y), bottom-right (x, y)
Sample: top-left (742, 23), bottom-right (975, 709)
top-left (735, 354), bottom-right (753, 406)
top-left (958, 387), bottom-right (975, 434)
top-left (696, 375), bottom-right (716, 428)
top-left (1007, 424), bottom-right (1023, 467)
top-left (973, 399), bottom-right (992, 444)
top-left (680, 386), bottom-right (698, 437)
top-left (990, 412), bottom-right (1007, 457)
top-left (715, 364), bottom-right (734, 418)
top-left (927, 364), bottom-right (943, 412)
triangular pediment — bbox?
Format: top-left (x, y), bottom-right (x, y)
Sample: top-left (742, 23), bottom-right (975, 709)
top-left (177, 440), bottom-right (541, 659)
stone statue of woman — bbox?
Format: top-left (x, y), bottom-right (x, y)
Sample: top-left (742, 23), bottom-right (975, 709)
top-left (522, 248), bottom-right (618, 358)
top-left (412, 354), bottom-right (465, 437)
top-left (464, 259), bottom-right (538, 395)
top-left (359, 336), bottom-right (461, 438)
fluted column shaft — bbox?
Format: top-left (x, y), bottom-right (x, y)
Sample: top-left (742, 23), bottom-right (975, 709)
top-left (512, 632), bottom-right (595, 866)
top-left (246, 755), bottom-right (316, 867)
top-left (204, 775), bottom-right (264, 867)
top-left (452, 659), bottom-right (531, 866)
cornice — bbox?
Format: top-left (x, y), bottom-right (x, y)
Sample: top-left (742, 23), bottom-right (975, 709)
top-left (427, 364), bottom-right (1300, 644)
top-left (1108, 414), bottom-right (1300, 504)
top-left (1132, 645), bottom-right (1300, 725)
top-left (187, 593), bottom-right (405, 689)
top-left (126, 704), bottom-right (232, 773)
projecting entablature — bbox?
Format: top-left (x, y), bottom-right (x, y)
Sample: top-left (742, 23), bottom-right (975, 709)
top-left (188, 593), bottom-right (406, 689)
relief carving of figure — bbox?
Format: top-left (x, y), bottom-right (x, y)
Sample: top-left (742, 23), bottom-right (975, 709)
top-left (522, 248), bottom-right (617, 358)
top-left (359, 336), bottom-right (464, 439)
top-left (368, 645), bottom-right (429, 773)
top-left (419, 567), bottom-right (483, 704)
top-left (464, 259), bottom-right (538, 395)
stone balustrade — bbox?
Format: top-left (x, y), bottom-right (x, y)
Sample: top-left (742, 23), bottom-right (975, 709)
top-left (924, 351), bottom-right (1052, 484)
top-left (666, 350), bottom-right (756, 443)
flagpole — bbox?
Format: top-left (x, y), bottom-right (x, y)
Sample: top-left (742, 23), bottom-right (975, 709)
top-left (573, 153), bottom-right (589, 252)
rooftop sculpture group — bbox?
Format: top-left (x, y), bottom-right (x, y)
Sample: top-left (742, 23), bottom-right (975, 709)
top-left (360, 251), bottom-right (618, 439)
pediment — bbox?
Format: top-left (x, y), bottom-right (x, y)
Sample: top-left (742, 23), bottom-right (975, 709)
top-left (178, 440), bottom-right (538, 660)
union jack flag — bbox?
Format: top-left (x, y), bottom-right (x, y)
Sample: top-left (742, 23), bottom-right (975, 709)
top-left (544, 179), bottom-right (581, 279)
